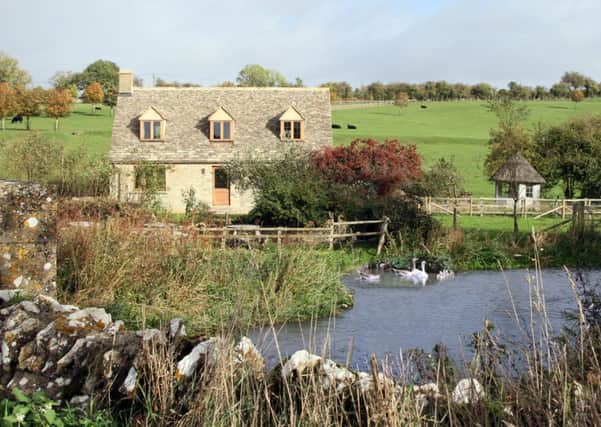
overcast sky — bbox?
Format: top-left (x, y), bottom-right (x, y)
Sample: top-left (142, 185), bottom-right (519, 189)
top-left (2, 0), bottom-right (600, 88)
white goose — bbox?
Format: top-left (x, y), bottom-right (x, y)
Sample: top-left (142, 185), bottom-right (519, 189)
top-left (395, 259), bottom-right (428, 286)
top-left (392, 257), bottom-right (417, 277)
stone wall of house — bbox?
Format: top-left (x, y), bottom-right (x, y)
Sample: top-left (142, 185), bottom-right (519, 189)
top-left (111, 164), bottom-right (254, 214)
top-left (0, 181), bottom-right (56, 298)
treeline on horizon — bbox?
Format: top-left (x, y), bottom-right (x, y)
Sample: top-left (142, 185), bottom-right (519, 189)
top-left (320, 71), bottom-right (599, 101)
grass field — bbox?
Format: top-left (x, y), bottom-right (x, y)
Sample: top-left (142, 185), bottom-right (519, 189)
top-left (332, 99), bottom-right (601, 196)
top-left (434, 214), bottom-right (569, 232)
top-left (0, 103), bottom-right (112, 157)
top-left (2, 99), bottom-right (601, 196)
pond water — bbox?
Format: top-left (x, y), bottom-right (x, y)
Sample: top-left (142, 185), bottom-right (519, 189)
top-left (251, 268), bottom-right (601, 370)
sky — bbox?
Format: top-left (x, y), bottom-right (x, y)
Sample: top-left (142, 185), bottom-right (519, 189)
top-left (2, 0), bottom-right (601, 88)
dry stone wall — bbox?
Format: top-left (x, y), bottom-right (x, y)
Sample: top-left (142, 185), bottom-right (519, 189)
top-left (0, 181), bottom-right (56, 298)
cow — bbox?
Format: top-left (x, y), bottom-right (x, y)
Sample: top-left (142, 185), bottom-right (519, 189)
top-left (420, 105), bottom-right (428, 109)
top-left (11, 115), bottom-right (23, 124)
top-left (94, 106), bottom-right (102, 111)
top-left (347, 124), bottom-right (357, 130)
top-left (332, 123), bottom-right (341, 129)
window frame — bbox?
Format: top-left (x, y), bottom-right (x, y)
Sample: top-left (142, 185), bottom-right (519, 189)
top-left (134, 165), bottom-right (167, 192)
top-left (209, 120), bottom-right (234, 142)
top-left (139, 119), bottom-right (165, 141)
top-left (525, 184), bottom-right (534, 198)
top-left (280, 120), bottom-right (304, 141)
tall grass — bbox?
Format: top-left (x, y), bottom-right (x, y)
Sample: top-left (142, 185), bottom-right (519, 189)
top-left (57, 219), bottom-right (353, 335)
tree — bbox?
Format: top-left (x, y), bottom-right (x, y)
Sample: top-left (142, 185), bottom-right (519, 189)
top-left (571, 89), bottom-right (584, 108)
top-left (550, 82), bottom-right (570, 98)
top-left (320, 82), bottom-right (353, 101)
top-left (485, 98), bottom-right (533, 176)
top-left (311, 138), bottom-right (422, 196)
top-left (82, 82), bottom-right (104, 113)
top-left (394, 92), bottom-right (409, 114)
top-left (0, 52), bottom-right (31, 86)
top-left (133, 76), bottom-right (144, 87)
top-left (533, 116), bottom-right (601, 198)
top-left (470, 83), bottom-right (494, 99)
top-left (487, 97), bottom-right (529, 131)
top-left (236, 64), bottom-right (291, 87)
top-left (46, 89), bottom-right (73, 130)
top-left (561, 71), bottom-right (587, 91)
top-left (71, 59), bottom-right (118, 108)
top-left (226, 146), bottom-right (331, 226)
top-left (220, 81), bottom-right (235, 87)
top-left (50, 71), bottom-right (75, 89)
top-left (0, 82), bottom-right (16, 131)
top-left (0, 132), bottom-right (62, 181)
top-left (422, 157), bottom-right (465, 197)
top-left (16, 86), bottom-right (46, 130)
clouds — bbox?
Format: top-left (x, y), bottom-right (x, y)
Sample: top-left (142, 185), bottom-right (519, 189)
top-left (1, 0), bottom-right (600, 88)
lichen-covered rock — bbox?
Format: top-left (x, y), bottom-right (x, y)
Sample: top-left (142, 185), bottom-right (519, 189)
top-left (281, 350), bottom-right (322, 377)
top-left (0, 181), bottom-right (56, 297)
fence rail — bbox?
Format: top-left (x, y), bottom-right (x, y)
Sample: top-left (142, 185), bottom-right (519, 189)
top-left (331, 100), bottom-right (395, 110)
top-left (421, 197), bottom-right (601, 218)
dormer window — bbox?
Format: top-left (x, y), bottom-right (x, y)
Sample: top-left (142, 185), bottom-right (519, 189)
top-left (138, 107), bottom-right (166, 141)
top-left (279, 106), bottom-right (304, 141)
top-left (209, 107), bottom-right (234, 142)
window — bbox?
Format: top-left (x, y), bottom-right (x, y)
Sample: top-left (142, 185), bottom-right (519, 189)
top-left (214, 168), bottom-right (229, 189)
top-left (208, 107), bottom-right (235, 142)
top-left (279, 106), bottom-right (305, 141)
top-left (138, 107), bottom-right (166, 141)
top-left (134, 165), bottom-right (166, 191)
top-left (525, 184), bottom-right (533, 198)
top-left (210, 120), bottom-right (233, 141)
top-left (140, 120), bottom-right (163, 140)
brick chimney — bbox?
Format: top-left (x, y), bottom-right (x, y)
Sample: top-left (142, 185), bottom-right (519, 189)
top-left (118, 70), bottom-right (134, 95)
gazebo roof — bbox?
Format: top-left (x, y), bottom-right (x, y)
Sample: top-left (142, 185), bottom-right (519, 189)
top-left (491, 152), bottom-right (546, 185)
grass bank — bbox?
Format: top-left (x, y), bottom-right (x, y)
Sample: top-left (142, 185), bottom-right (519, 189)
top-left (57, 219), bottom-right (359, 335)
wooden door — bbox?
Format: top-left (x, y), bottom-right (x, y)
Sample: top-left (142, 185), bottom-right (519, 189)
top-left (212, 167), bottom-right (230, 206)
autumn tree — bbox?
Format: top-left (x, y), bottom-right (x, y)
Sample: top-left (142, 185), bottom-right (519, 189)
top-left (16, 86), bottom-right (47, 130)
top-left (571, 89), bottom-right (584, 108)
top-left (46, 89), bottom-right (73, 131)
top-left (83, 82), bottom-right (104, 113)
top-left (394, 92), bottom-right (409, 114)
top-left (422, 157), bottom-right (465, 197)
top-left (0, 52), bottom-right (31, 86)
top-left (0, 82), bottom-right (16, 131)
top-left (311, 138), bottom-right (422, 197)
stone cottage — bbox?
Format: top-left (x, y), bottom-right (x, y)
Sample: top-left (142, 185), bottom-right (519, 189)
top-left (109, 71), bottom-right (332, 213)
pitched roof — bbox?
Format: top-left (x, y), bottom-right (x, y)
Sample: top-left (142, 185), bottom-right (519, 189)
top-left (138, 106), bottom-right (166, 121)
top-left (208, 106), bottom-right (234, 122)
top-left (109, 87), bottom-right (332, 164)
top-left (280, 106), bottom-right (304, 121)
top-left (491, 152), bottom-right (546, 184)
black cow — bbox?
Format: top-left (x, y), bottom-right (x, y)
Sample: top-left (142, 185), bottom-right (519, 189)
top-left (347, 124), bottom-right (357, 130)
top-left (94, 106), bottom-right (102, 111)
top-left (420, 105), bottom-right (428, 109)
top-left (11, 115), bottom-right (23, 123)
top-left (332, 123), bottom-right (341, 129)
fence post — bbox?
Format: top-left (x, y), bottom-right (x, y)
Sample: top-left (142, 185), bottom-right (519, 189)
top-left (376, 217), bottom-right (389, 256)
top-left (221, 228), bottom-right (227, 249)
top-left (469, 197), bottom-right (473, 216)
top-left (479, 198), bottom-right (483, 216)
top-left (562, 199), bottom-right (567, 219)
top-left (328, 220), bottom-right (335, 250)
top-left (277, 228), bottom-right (282, 249)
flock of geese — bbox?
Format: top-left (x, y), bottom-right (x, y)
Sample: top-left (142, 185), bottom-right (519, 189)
top-left (358, 257), bottom-right (455, 286)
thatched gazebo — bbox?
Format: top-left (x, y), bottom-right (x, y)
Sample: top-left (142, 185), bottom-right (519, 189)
top-left (491, 152), bottom-right (545, 201)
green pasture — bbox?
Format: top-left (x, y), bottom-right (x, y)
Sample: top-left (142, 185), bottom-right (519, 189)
top-left (332, 99), bottom-right (601, 196)
top-left (0, 103), bottom-right (112, 157)
top-left (434, 214), bottom-right (570, 233)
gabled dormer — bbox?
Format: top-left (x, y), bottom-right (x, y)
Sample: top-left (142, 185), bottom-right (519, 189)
top-left (209, 107), bottom-right (234, 142)
top-left (279, 106), bottom-right (304, 141)
top-left (139, 106), bottom-right (166, 141)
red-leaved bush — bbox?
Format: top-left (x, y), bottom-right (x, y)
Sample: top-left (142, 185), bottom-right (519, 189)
top-left (311, 138), bottom-right (422, 196)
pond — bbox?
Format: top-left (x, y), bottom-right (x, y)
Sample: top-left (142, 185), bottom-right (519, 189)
top-left (251, 268), bottom-right (601, 370)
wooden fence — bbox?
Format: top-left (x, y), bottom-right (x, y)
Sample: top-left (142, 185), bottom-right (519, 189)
top-left (421, 197), bottom-right (601, 219)
top-left (195, 218), bottom-right (390, 254)
top-left (331, 100), bottom-right (395, 110)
